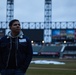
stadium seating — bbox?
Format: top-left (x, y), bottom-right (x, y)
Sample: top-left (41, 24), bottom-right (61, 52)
top-left (63, 46), bottom-right (76, 58)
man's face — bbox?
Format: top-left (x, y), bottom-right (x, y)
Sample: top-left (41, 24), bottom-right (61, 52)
top-left (10, 21), bottom-right (21, 33)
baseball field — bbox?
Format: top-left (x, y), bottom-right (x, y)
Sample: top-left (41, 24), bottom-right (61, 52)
top-left (26, 58), bottom-right (76, 75)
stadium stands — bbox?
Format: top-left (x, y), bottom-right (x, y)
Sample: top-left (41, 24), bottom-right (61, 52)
top-left (32, 45), bottom-right (62, 58)
top-left (63, 46), bottom-right (76, 58)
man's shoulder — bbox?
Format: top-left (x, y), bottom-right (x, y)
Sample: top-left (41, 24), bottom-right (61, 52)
top-left (22, 35), bottom-right (31, 42)
top-left (0, 36), bottom-right (8, 43)
top-left (0, 36), bottom-right (7, 40)
top-left (23, 35), bottom-right (30, 39)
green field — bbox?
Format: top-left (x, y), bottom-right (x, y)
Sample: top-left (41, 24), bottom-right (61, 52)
top-left (26, 58), bottom-right (76, 75)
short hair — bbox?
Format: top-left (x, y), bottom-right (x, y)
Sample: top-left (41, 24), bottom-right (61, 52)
top-left (9, 19), bottom-right (19, 27)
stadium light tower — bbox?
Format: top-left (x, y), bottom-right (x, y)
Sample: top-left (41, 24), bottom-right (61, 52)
top-left (44, 0), bottom-right (52, 43)
top-left (6, 0), bottom-right (14, 23)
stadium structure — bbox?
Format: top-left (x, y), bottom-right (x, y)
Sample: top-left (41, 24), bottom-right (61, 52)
top-left (0, 0), bottom-right (76, 59)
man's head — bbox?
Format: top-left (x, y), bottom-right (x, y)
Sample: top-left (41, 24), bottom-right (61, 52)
top-left (9, 19), bottom-right (21, 36)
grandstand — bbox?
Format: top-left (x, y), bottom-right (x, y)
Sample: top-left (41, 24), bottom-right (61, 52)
top-left (32, 44), bottom-right (76, 59)
top-left (32, 45), bottom-right (62, 58)
top-left (62, 46), bottom-right (76, 59)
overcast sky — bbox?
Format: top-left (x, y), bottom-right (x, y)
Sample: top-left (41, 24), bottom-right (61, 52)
top-left (0, 0), bottom-right (76, 22)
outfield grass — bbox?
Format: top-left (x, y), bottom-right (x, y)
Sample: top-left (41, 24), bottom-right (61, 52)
top-left (26, 58), bottom-right (76, 75)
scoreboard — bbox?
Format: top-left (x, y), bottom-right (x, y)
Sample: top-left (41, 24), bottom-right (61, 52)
top-left (22, 29), bottom-right (44, 43)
